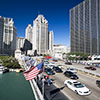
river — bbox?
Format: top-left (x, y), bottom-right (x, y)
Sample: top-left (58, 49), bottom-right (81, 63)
top-left (0, 72), bottom-right (36, 100)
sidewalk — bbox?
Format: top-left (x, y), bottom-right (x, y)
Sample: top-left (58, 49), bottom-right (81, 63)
top-left (37, 79), bottom-right (69, 100)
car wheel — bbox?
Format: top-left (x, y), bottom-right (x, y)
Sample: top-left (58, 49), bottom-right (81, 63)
top-left (65, 84), bottom-right (68, 87)
top-left (75, 90), bottom-right (78, 95)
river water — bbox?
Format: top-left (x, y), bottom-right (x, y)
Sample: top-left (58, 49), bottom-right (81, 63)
top-left (0, 72), bottom-right (36, 100)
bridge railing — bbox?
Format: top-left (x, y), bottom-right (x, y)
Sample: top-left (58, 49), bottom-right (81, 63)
top-left (23, 57), bottom-right (44, 100)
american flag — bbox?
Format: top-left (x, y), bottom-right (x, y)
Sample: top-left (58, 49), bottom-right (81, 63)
top-left (24, 62), bottom-right (44, 81)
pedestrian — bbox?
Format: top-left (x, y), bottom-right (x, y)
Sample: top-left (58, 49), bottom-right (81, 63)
top-left (42, 78), bottom-right (46, 86)
top-left (46, 74), bottom-right (49, 79)
top-left (48, 78), bottom-right (51, 86)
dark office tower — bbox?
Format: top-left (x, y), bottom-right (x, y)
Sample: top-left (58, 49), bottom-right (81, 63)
top-left (70, 0), bottom-right (100, 55)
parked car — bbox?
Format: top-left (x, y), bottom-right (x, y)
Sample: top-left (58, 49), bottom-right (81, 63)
top-left (66, 68), bottom-right (77, 73)
top-left (64, 71), bottom-right (78, 79)
top-left (45, 68), bottom-right (55, 75)
top-left (85, 66), bottom-right (96, 70)
top-left (64, 80), bottom-right (91, 95)
top-left (65, 62), bottom-right (72, 65)
top-left (96, 80), bottom-right (100, 88)
top-left (53, 66), bottom-right (63, 73)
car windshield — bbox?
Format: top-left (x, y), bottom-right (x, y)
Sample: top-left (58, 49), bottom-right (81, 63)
top-left (74, 83), bottom-right (84, 88)
top-left (56, 67), bottom-right (60, 69)
top-left (47, 69), bottom-right (52, 71)
top-left (70, 69), bottom-right (74, 70)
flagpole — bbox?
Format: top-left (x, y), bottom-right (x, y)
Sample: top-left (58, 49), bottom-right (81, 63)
top-left (42, 59), bottom-right (44, 98)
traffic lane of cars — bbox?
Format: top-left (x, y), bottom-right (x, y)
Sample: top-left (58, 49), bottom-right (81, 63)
top-left (53, 73), bottom-right (95, 100)
top-left (56, 65), bottom-right (100, 97)
top-left (44, 61), bottom-right (98, 100)
top-left (63, 65), bottom-right (100, 90)
top-left (53, 72), bottom-right (100, 100)
top-left (44, 61), bottom-right (100, 89)
top-left (62, 69), bottom-right (91, 96)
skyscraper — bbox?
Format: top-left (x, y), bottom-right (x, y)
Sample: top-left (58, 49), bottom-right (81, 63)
top-left (70, 0), bottom-right (100, 55)
top-left (0, 16), bottom-right (4, 54)
top-left (49, 31), bottom-right (54, 55)
top-left (32, 15), bottom-right (49, 54)
top-left (16, 37), bottom-right (25, 50)
top-left (0, 16), bottom-right (17, 55)
top-left (25, 24), bottom-right (33, 43)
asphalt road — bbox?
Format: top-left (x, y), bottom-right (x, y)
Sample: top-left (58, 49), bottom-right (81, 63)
top-left (71, 63), bottom-right (100, 74)
top-left (51, 63), bottom-right (100, 100)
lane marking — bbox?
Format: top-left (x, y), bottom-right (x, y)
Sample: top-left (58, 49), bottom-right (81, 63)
top-left (54, 82), bottom-right (75, 100)
top-left (91, 94), bottom-right (100, 100)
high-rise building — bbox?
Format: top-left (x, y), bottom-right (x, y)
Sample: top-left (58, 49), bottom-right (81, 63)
top-left (0, 16), bottom-right (4, 54)
top-left (32, 15), bottom-right (49, 54)
top-left (0, 16), bottom-right (17, 55)
top-left (16, 37), bottom-right (25, 50)
top-left (49, 31), bottom-right (54, 55)
top-left (70, 0), bottom-right (100, 55)
top-left (53, 44), bottom-right (67, 59)
top-left (25, 24), bottom-right (33, 43)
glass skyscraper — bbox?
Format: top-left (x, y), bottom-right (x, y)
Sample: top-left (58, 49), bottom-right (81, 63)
top-left (70, 0), bottom-right (100, 55)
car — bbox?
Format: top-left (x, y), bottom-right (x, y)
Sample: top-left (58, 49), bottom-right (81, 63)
top-left (57, 65), bottom-right (63, 69)
top-left (64, 71), bottom-right (78, 79)
top-left (64, 80), bottom-right (91, 95)
top-left (53, 59), bottom-right (58, 62)
top-left (65, 62), bottom-right (72, 65)
top-left (85, 66), bottom-right (96, 70)
top-left (44, 61), bottom-right (49, 66)
top-left (53, 66), bottom-right (63, 73)
top-left (45, 68), bottom-right (55, 75)
top-left (66, 68), bottom-right (77, 73)
top-left (47, 65), bottom-right (55, 69)
top-left (96, 80), bottom-right (100, 88)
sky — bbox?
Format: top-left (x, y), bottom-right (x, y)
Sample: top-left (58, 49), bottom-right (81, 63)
top-left (0, 0), bottom-right (84, 47)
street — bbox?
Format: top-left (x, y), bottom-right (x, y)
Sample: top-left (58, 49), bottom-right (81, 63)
top-left (50, 62), bottom-right (100, 100)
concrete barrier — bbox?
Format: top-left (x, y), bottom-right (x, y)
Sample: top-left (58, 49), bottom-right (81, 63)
top-left (65, 65), bottom-right (100, 78)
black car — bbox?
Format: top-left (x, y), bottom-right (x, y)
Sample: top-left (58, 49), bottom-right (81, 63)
top-left (65, 62), bottom-right (72, 65)
top-left (64, 71), bottom-right (78, 79)
top-left (96, 80), bottom-right (100, 88)
top-left (45, 68), bottom-right (55, 75)
top-left (53, 67), bottom-right (63, 73)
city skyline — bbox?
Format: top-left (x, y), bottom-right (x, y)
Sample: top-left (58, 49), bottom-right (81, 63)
top-left (0, 0), bottom-right (84, 47)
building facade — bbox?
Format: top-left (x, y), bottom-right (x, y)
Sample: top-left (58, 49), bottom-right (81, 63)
top-left (25, 24), bottom-right (33, 43)
top-left (32, 15), bottom-right (49, 54)
top-left (49, 31), bottom-right (54, 55)
top-left (0, 16), bottom-right (4, 54)
top-left (70, 0), bottom-right (100, 55)
top-left (53, 44), bottom-right (67, 59)
top-left (16, 37), bottom-right (25, 50)
top-left (0, 16), bottom-right (17, 55)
